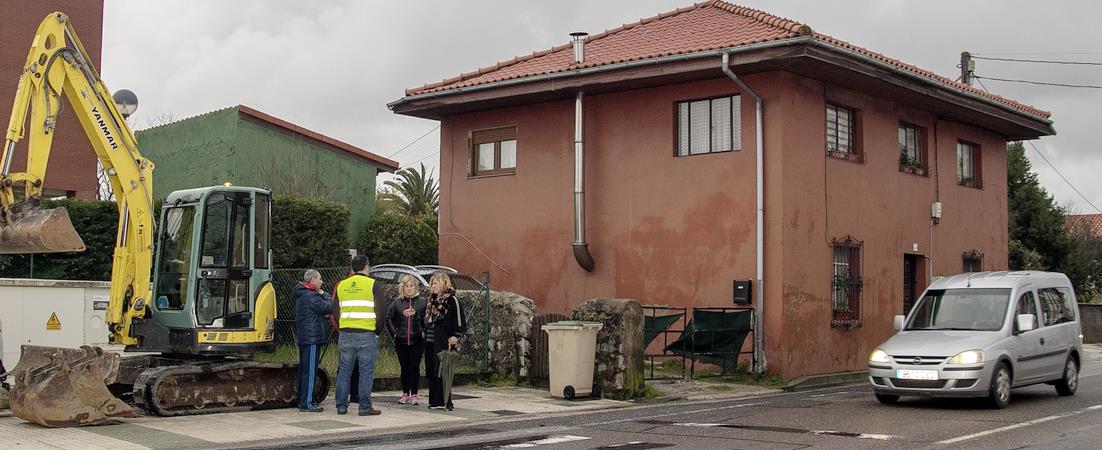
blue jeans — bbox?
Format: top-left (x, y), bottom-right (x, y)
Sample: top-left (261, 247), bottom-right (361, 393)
top-left (336, 332), bottom-right (378, 411)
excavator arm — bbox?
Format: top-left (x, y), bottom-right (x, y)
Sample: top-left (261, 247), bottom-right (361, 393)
top-left (4, 13), bottom-right (308, 428)
top-left (0, 12), bottom-right (157, 426)
top-left (0, 12), bottom-right (154, 347)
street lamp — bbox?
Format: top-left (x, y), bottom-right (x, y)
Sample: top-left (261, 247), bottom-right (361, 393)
top-left (113, 89), bottom-right (138, 118)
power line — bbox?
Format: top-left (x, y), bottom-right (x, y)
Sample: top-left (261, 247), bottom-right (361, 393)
top-left (975, 77), bottom-right (991, 93)
top-left (1026, 141), bottom-right (1102, 214)
top-left (402, 150), bottom-right (440, 168)
top-left (973, 51), bottom-right (1102, 56)
top-left (973, 75), bottom-right (1102, 89)
top-left (386, 125), bottom-right (440, 158)
top-left (971, 55), bottom-right (1102, 66)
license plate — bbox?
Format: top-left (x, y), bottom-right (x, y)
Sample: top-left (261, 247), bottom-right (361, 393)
top-left (897, 369), bottom-right (938, 380)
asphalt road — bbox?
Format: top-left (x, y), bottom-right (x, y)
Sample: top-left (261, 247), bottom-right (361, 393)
top-left (261, 349), bottom-right (1102, 450)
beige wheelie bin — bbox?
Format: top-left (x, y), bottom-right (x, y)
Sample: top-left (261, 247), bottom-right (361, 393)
top-left (541, 321), bottom-right (603, 399)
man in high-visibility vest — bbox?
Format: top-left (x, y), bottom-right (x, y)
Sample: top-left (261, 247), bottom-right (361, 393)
top-left (332, 255), bottom-right (382, 416)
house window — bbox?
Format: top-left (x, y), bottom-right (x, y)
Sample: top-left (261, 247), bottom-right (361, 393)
top-left (676, 95), bottom-right (741, 156)
top-left (826, 104), bottom-right (860, 161)
top-left (898, 122), bottom-right (927, 176)
top-left (957, 140), bottom-right (982, 188)
top-left (962, 249), bottom-right (983, 272)
top-left (470, 126), bottom-right (517, 176)
top-left (831, 235), bottom-right (863, 329)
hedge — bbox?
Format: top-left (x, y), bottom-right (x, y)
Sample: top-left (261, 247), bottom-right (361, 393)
top-left (0, 199), bottom-right (117, 280)
top-left (271, 195), bottom-right (350, 269)
top-left (0, 194), bottom-right (352, 280)
top-left (358, 214), bottom-right (438, 266)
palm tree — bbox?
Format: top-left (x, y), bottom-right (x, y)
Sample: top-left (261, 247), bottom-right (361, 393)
top-left (381, 163), bottom-right (439, 217)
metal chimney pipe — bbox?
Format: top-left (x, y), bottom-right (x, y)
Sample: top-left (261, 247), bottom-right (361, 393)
top-left (570, 32), bottom-right (588, 64)
top-left (572, 91), bottom-right (594, 272)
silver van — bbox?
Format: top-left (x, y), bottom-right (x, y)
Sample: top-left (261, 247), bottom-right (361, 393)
top-left (868, 271), bottom-right (1082, 408)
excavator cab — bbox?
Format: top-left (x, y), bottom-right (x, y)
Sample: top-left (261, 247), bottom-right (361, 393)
top-left (134, 186), bottom-right (277, 355)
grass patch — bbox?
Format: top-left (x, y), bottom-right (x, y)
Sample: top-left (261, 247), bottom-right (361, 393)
top-left (477, 373), bottom-right (517, 388)
top-left (712, 373), bottom-right (785, 388)
top-left (642, 384), bottom-right (666, 398)
top-left (709, 384), bottom-right (735, 392)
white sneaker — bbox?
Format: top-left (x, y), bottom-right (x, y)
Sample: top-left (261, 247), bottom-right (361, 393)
top-left (409, 394), bottom-right (420, 405)
top-left (398, 394), bottom-right (410, 404)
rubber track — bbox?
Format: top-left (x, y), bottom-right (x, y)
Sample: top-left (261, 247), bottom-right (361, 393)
top-left (133, 361), bottom-right (329, 417)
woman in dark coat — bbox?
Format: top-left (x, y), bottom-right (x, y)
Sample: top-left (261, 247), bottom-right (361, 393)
top-left (385, 275), bottom-right (427, 405)
top-left (424, 273), bottom-right (466, 411)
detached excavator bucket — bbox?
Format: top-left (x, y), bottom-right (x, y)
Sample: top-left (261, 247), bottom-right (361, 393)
top-left (0, 207), bottom-right (86, 254)
top-left (9, 345), bottom-right (135, 427)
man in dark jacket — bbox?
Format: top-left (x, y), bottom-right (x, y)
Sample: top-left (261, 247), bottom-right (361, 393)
top-left (294, 269), bottom-right (332, 412)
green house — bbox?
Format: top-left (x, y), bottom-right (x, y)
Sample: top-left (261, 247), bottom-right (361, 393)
top-left (137, 105), bottom-right (398, 243)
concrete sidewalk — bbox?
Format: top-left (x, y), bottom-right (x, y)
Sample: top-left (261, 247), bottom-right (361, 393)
top-left (0, 387), bottom-right (628, 449)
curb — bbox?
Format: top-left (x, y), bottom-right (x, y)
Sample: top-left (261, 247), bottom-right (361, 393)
top-left (685, 388), bottom-right (782, 401)
top-left (783, 371), bottom-right (867, 391)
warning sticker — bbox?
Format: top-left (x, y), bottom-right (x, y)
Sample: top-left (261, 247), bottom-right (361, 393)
top-left (46, 312), bottom-right (61, 331)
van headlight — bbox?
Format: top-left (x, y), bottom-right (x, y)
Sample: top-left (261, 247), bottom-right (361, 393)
top-left (869, 348), bottom-right (892, 363)
top-left (948, 350), bottom-right (985, 365)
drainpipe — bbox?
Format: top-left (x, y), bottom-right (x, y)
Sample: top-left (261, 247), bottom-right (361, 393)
top-left (722, 52), bottom-right (765, 375)
top-left (571, 33), bottom-right (595, 272)
top-left (572, 91), bottom-right (595, 272)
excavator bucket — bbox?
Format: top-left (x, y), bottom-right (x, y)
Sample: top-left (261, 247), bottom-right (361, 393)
top-left (0, 207), bottom-right (86, 254)
top-left (9, 345), bottom-right (135, 427)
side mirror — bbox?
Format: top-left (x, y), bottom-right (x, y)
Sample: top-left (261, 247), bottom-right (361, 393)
top-left (1016, 314), bottom-right (1036, 333)
top-left (893, 315), bottom-right (905, 332)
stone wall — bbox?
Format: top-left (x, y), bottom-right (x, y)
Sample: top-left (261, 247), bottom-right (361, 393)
top-left (572, 299), bottom-right (645, 400)
top-left (1080, 303), bottom-right (1102, 344)
top-left (486, 292), bottom-right (536, 378)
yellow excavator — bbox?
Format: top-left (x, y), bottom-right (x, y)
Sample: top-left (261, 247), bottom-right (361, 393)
top-left (0, 12), bottom-right (327, 427)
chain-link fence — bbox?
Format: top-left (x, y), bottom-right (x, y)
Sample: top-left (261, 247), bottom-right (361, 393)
top-left (260, 268), bottom-right (492, 382)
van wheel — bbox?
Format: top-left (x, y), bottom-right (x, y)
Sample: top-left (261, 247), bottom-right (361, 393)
top-left (875, 393), bottom-right (899, 404)
top-left (1055, 357), bottom-right (1078, 396)
top-left (988, 362), bottom-right (1012, 409)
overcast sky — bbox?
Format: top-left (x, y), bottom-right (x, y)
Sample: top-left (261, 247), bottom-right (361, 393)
top-left (102, 0), bottom-right (1102, 213)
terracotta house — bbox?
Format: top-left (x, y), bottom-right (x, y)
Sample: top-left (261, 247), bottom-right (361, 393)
top-left (1067, 214), bottom-right (1102, 238)
top-left (390, 1), bottom-right (1054, 379)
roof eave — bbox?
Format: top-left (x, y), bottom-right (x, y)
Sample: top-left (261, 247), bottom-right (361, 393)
top-left (237, 106), bottom-right (400, 172)
top-left (391, 38), bottom-right (1053, 139)
top-left (388, 37), bottom-right (815, 113)
top-left (804, 40), bottom-right (1055, 139)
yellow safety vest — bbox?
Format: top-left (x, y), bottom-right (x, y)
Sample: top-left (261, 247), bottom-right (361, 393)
top-left (335, 275), bottom-right (376, 331)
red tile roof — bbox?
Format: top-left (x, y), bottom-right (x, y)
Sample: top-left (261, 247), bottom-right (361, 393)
top-left (405, 0), bottom-right (1049, 119)
top-left (1067, 214), bottom-right (1102, 237)
top-left (237, 106), bottom-right (399, 172)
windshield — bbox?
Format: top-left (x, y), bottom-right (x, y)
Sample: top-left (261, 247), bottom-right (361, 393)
top-left (906, 288), bottom-right (1011, 331)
